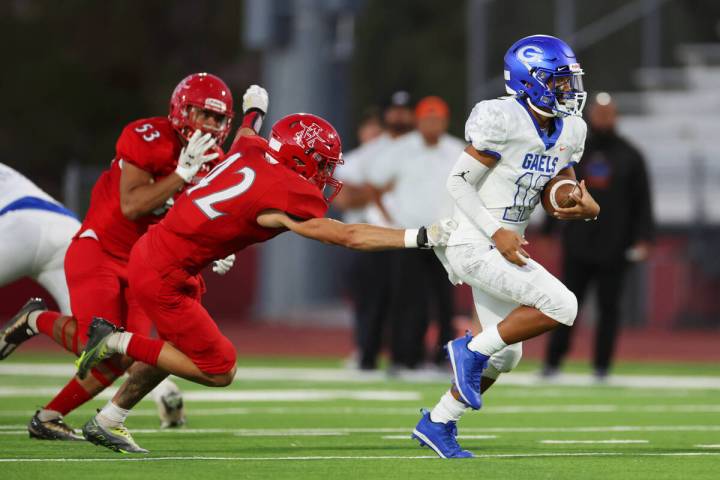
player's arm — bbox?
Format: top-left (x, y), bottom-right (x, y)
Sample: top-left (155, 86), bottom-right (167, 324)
top-left (553, 165), bottom-right (600, 220)
top-left (120, 131), bottom-right (218, 220)
top-left (230, 85), bottom-right (269, 149)
top-left (447, 145), bottom-right (530, 266)
top-left (256, 210), bottom-right (452, 251)
top-left (119, 162), bottom-right (185, 220)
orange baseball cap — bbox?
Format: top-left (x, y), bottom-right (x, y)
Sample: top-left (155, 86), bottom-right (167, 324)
top-left (415, 96), bottom-right (450, 119)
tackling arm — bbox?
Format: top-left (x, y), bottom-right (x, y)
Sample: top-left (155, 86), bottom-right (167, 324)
top-left (256, 210), bottom-right (440, 251)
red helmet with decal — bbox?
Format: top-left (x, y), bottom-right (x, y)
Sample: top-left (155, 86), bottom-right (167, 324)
top-left (169, 73), bottom-right (234, 144)
top-left (269, 113), bottom-right (344, 202)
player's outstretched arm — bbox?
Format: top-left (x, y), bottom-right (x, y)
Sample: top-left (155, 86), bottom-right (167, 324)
top-left (256, 210), bottom-right (454, 251)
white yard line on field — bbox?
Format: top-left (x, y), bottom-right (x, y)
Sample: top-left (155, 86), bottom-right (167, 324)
top-left (540, 440), bottom-right (649, 444)
top-left (1, 452), bottom-right (720, 463)
top-left (695, 444), bottom-right (720, 448)
top-left (1, 364), bottom-right (719, 389)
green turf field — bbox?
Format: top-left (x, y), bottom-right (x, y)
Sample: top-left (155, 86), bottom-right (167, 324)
top-left (1, 353), bottom-right (718, 479)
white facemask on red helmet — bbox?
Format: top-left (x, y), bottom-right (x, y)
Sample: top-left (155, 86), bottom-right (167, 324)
top-left (169, 73), bottom-right (234, 144)
top-left (268, 113), bottom-right (344, 202)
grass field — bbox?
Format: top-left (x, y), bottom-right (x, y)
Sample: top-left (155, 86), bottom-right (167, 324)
top-left (1, 353), bottom-right (719, 479)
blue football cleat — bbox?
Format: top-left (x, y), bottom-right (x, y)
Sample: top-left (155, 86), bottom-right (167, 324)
top-left (446, 332), bottom-right (488, 410)
top-left (411, 409), bottom-right (474, 459)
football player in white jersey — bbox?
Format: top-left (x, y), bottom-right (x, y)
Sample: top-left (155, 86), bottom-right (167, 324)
top-left (0, 163), bottom-right (80, 314)
top-left (412, 35), bottom-right (600, 458)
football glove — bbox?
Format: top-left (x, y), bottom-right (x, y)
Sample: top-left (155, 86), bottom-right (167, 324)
top-left (242, 85), bottom-right (269, 115)
top-left (175, 130), bottom-right (219, 183)
top-left (212, 254), bottom-right (236, 275)
top-left (423, 218), bottom-right (458, 248)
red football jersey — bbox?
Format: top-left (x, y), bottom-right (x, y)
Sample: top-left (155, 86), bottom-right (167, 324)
top-left (146, 135), bottom-right (329, 274)
top-left (80, 117), bottom-right (220, 260)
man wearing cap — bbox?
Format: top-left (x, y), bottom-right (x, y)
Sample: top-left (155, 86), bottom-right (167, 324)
top-left (334, 92), bottom-right (415, 370)
top-left (368, 96), bottom-right (465, 369)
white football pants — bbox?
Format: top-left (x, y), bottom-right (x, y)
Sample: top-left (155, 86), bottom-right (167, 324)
top-left (440, 243), bottom-right (578, 378)
top-left (0, 210), bottom-right (80, 314)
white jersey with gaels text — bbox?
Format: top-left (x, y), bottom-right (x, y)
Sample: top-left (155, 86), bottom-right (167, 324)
top-left (448, 96), bottom-right (587, 245)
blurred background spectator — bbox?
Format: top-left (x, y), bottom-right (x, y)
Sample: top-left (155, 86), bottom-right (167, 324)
top-left (368, 96), bottom-right (464, 370)
top-left (333, 92), bottom-right (415, 370)
top-left (542, 92), bottom-right (655, 379)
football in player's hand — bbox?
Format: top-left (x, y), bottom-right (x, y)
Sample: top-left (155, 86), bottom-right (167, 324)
top-left (541, 175), bottom-right (579, 215)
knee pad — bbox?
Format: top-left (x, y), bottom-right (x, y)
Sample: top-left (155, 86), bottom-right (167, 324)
top-left (484, 343), bottom-right (523, 379)
top-left (538, 287), bottom-right (577, 327)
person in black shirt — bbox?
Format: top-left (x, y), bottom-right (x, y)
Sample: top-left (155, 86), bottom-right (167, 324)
top-left (543, 92), bottom-right (655, 379)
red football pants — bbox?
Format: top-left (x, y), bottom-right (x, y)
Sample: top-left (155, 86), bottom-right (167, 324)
top-left (127, 235), bottom-right (236, 375)
top-left (64, 236), bottom-right (152, 343)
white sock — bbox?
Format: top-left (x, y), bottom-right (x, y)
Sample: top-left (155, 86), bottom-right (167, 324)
top-left (106, 331), bottom-right (133, 355)
top-left (429, 390), bottom-right (469, 424)
top-left (96, 401), bottom-right (130, 428)
top-left (37, 408), bottom-right (62, 422)
top-left (27, 311), bottom-right (43, 335)
top-left (468, 324), bottom-right (507, 356)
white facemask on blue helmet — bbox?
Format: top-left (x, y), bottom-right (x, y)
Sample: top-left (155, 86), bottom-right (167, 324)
top-left (504, 34), bottom-right (587, 118)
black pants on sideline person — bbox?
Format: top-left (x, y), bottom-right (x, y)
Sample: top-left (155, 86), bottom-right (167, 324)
top-left (349, 250), bottom-right (394, 370)
top-left (389, 249), bottom-right (454, 369)
top-left (545, 254), bottom-right (628, 375)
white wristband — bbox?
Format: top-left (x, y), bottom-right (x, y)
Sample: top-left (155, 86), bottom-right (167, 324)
top-left (404, 229), bottom-right (419, 248)
top-left (174, 165), bottom-right (195, 183)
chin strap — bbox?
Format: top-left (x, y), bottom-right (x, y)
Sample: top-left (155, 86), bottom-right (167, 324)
top-left (526, 98), bottom-right (556, 118)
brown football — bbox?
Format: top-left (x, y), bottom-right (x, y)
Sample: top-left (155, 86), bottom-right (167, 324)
top-left (541, 175), bottom-right (579, 215)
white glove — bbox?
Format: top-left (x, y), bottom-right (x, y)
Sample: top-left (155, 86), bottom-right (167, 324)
top-left (212, 254), bottom-right (236, 275)
top-left (425, 218), bottom-right (458, 248)
top-left (175, 130), bottom-right (219, 183)
top-left (242, 85), bottom-right (269, 114)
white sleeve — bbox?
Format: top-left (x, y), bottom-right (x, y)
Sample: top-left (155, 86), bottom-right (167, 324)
top-left (446, 151), bottom-right (501, 238)
top-left (465, 101), bottom-right (507, 158)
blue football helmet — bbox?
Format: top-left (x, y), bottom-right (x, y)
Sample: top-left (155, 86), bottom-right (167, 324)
top-left (504, 35), bottom-right (586, 117)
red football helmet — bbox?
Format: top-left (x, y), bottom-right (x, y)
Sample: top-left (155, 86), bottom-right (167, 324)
top-left (269, 113), bottom-right (344, 202)
top-left (169, 73), bottom-right (234, 144)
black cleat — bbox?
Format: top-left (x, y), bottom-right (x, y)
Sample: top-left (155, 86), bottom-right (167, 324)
top-left (76, 317), bottom-right (120, 380)
top-left (0, 298), bottom-right (47, 360)
top-left (28, 410), bottom-right (83, 441)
